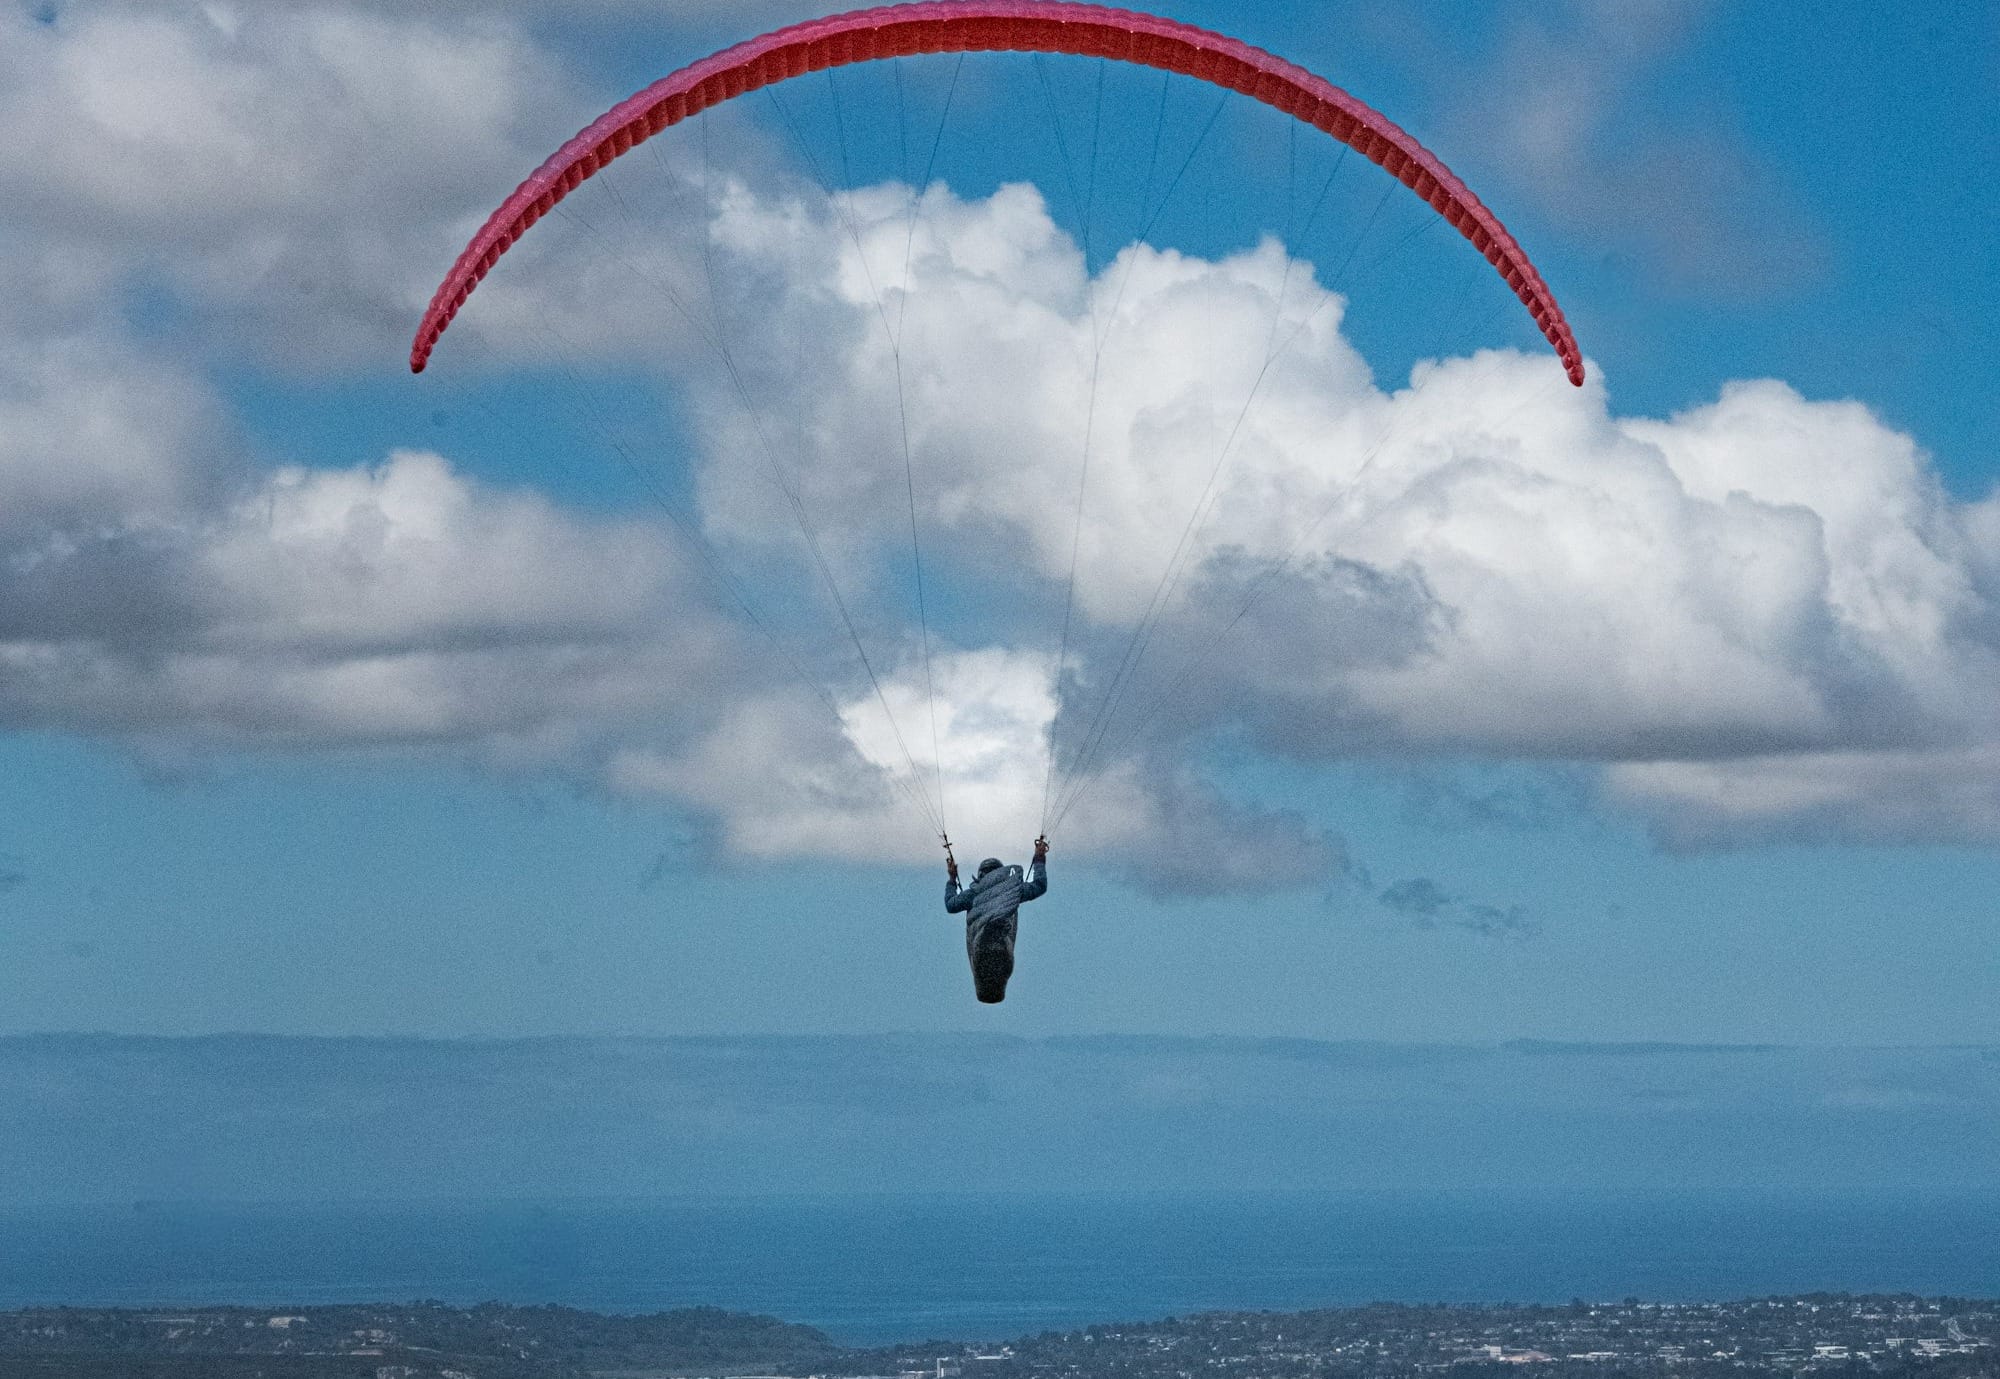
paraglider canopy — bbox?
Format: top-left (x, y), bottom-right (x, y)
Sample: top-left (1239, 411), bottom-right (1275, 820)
top-left (410, 0), bottom-right (1583, 386)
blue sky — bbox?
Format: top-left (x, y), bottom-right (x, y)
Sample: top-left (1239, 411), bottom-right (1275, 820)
top-left (0, 0), bottom-right (1995, 1047)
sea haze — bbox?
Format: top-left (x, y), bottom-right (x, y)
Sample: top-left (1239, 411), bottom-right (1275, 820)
top-left (2, 1034), bottom-right (1995, 1342)
top-left (3, 1034), bottom-right (1994, 1201)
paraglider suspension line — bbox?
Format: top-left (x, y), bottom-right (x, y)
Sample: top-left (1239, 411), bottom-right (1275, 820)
top-left (1035, 60), bottom-right (1111, 838)
top-left (705, 107), bottom-right (947, 834)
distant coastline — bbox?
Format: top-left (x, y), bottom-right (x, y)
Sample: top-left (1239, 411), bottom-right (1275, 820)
top-left (6, 1193), bottom-right (1999, 1346)
top-left (3, 1295), bottom-right (1994, 1378)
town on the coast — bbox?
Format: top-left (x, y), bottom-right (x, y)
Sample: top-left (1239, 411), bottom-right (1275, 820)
top-left (2, 1294), bottom-right (1993, 1378)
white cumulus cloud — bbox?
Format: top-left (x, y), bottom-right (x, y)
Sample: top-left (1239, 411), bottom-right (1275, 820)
top-left (0, 1), bottom-right (590, 363)
top-left (564, 169), bottom-right (2000, 850)
top-left (4, 0), bottom-right (1995, 884)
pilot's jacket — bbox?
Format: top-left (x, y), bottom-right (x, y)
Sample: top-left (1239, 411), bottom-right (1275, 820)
top-left (945, 857), bottom-right (1047, 1002)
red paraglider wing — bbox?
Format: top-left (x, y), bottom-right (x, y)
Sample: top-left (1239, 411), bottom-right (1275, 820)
top-left (410, 0), bottom-right (1584, 385)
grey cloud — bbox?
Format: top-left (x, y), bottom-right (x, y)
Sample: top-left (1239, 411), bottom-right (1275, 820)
top-left (0, 449), bottom-right (763, 759)
top-left (1182, 553), bottom-right (1441, 748)
top-left (634, 822), bottom-right (711, 893)
top-left (0, 3), bottom-right (596, 368)
top-left (1030, 553), bottom-right (1441, 791)
top-left (1455, 902), bottom-right (1539, 940)
top-left (1111, 767), bottom-right (1347, 899)
top-left (0, 3), bottom-right (709, 769)
top-left (1609, 743), bottom-right (2000, 852)
top-left (1380, 876), bottom-right (1539, 940)
top-left (0, 525), bottom-right (213, 650)
top-left (1379, 876), bottom-right (1451, 919)
top-left (0, 333), bottom-right (238, 541)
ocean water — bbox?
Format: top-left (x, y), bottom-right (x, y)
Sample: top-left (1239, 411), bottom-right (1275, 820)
top-left (2, 1192), bottom-right (1996, 1345)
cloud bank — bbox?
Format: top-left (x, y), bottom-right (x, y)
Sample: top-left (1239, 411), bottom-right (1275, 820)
top-left (4, 1), bottom-right (1997, 892)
